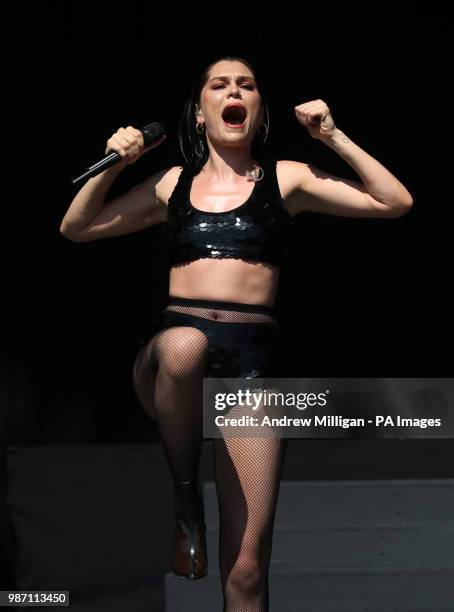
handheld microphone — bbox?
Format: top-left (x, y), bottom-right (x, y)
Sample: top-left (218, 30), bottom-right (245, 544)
top-left (71, 122), bottom-right (166, 185)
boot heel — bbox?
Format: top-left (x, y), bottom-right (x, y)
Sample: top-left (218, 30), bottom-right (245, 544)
top-left (171, 480), bottom-right (208, 579)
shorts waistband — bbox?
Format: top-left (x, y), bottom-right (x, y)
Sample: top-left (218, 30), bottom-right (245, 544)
top-left (166, 296), bottom-right (276, 316)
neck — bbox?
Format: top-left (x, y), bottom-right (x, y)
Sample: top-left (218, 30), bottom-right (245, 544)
top-left (201, 143), bottom-right (258, 182)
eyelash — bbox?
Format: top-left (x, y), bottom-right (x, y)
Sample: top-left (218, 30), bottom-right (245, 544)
top-left (212, 84), bottom-right (254, 90)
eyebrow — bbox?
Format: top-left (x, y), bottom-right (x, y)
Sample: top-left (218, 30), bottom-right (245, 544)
top-left (208, 75), bottom-right (256, 83)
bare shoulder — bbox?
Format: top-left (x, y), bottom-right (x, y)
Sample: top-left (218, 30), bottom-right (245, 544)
top-left (154, 165), bottom-right (185, 207)
top-left (275, 159), bottom-right (311, 200)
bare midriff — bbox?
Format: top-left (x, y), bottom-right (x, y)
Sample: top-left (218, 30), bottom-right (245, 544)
top-left (169, 258), bottom-right (280, 309)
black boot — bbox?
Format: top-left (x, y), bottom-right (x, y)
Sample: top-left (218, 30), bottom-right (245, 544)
top-left (171, 480), bottom-right (208, 579)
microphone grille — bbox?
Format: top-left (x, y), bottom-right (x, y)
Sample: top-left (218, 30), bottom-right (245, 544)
top-left (141, 122), bottom-right (166, 146)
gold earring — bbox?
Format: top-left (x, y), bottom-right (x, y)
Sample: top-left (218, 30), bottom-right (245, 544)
top-left (196, 123), bottom-right (205, 134)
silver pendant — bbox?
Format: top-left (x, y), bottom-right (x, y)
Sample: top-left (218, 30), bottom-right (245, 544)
top-left (245, 165), bottom-right (264, 182)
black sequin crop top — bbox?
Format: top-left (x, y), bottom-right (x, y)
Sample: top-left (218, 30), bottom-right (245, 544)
top-left (166, 158), bottom-right (292, 268)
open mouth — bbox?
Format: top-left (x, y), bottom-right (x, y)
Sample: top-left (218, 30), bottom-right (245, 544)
top-left (222, 105), bottom-right (247, 127)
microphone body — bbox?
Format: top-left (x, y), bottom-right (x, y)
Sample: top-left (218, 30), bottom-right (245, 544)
top-left (71, 122), bottom-right (165, 185)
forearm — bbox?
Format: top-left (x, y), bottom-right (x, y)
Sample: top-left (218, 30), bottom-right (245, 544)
top-left (60, 166), bottom-right (124, 237)
top-left (319, 128), bottom-right (413, 207)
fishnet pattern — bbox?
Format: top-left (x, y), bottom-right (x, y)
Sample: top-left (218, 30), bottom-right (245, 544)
top-left (214, 402), bottom-right (287, 611)
top-left (165, 304), bottom-right (276, 324)
top-left (132, 304), bottom-right (285, 610)
top-left (133, 324), bottom-right (208, 482)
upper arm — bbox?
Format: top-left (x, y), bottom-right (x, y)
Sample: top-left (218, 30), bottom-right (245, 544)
top-left (279, 160), bottom-right (413, 219)
top-left (66, 165), bottom-right (182, 243)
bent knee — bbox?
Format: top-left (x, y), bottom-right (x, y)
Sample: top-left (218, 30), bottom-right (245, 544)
top-left (156, 327), bottom-right (209, 378)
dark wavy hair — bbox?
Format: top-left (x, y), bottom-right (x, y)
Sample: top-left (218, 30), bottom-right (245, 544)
top-left (178, 55), bottom-right (270, 173)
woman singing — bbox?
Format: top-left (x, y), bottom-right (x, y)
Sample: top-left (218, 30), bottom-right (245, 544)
top-left (60, 55), bottom-right (413, 611)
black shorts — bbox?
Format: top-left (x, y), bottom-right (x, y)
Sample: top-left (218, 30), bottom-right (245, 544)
top-left (150, 296), bottom-right (284, 379)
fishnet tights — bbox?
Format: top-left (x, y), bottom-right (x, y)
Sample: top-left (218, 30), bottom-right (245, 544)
top-left (214, 432), bottom-right (286, 611)
top-left (165, 303), bottom-right (276, 323)
top-left (133, 304), bottom-right (286, 611)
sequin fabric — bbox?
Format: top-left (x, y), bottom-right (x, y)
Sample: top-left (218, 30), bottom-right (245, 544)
top-left (166, 158), bottom-right (294, 268)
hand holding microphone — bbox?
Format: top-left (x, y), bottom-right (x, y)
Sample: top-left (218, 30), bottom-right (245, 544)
top-left (71, 122), bottom-right (166, 185)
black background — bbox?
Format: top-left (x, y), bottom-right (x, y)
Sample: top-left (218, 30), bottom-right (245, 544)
top-left (7, 4), bottom-right (451, 446)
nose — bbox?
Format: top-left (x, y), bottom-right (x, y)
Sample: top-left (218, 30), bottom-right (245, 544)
top-left (228, 83), bottom-right (242, 98)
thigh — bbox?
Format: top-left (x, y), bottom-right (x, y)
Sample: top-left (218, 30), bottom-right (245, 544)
top-left (132, 307), bottom-right (282, 400)
top-left (132, 323), bottom-right (210, 420)
top-left (133, 323), bottom-right (209, 381)
top-left (132, 326), bottom-right (168, 418)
